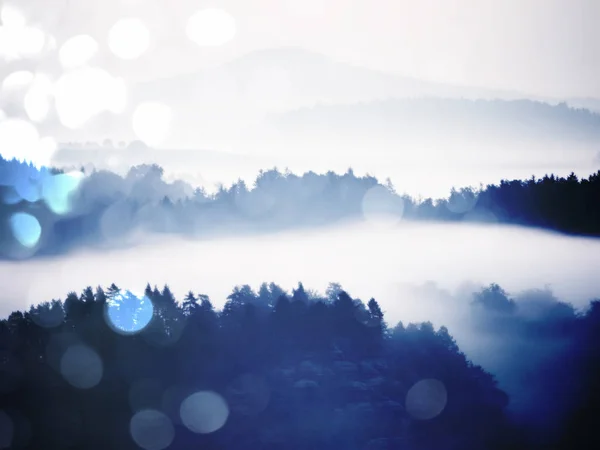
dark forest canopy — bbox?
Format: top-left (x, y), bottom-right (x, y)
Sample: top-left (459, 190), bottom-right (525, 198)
top-left (1, 280), bottom-right (600, 449)
top-left (1, 153), bottom-right (600, 259)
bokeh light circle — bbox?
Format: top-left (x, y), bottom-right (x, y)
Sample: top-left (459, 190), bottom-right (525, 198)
top-left (12, 170), bottom-right (41, 202)
top-left (180, 391), bottom-right (229, 434)
top-left (54, 67), bottom-right (127, 129)
top-left (2, 70), bottom-right (34, 91)
top-left (0, 5), bottom-right (46, 59)
top-left (59, 34), bottom-right (98, 69)
top-left (130, 409), bottom-right (174, 450)
top-left (18, 27), bottom-right (46, 56)
top-left (186, 8), bottom-right (236, 47)
top-left (361, 185), bottom-right (404, 228)
top-left (0, 4), bottom-right (25, 27)
top-left (405, 378), bottom-right (448, 420)
top-left (23, 73), bottom-right (54, 123)
top-left (9, 212), bottom-right (41, 248)
top-left (41, 171), bottom-right (84, 215)
top-left (105, 290), bottom-right (154, 335)
top-left (99, 200), bottom-right (135, 241)
top-left (0, 118), bottom-right (40, 163)
top-left (132, 101), bottom-right (172, 147)
top-left (108, 18), bottom-right (150, 60)
top-left (59, 344), bottom-right (103, 389)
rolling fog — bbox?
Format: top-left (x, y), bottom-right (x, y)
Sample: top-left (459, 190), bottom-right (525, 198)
top-left (2, 2), bottom-right (599, 441)
top-left (3, 214), bottom-right (600, 421)
top-left (3, 220), bottom-right (599, 328)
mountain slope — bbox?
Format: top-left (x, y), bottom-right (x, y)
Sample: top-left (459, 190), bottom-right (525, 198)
top-left (133, 46), bottom-right (530, 114)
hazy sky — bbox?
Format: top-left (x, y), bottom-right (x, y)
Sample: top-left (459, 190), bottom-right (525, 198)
top-left (6, 0), bottom-right (600, 99)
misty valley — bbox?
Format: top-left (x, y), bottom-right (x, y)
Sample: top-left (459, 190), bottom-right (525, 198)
top-left (2, 1), bottom-right (600, 448)
top-left (2, 152), bottom-right (600, 449)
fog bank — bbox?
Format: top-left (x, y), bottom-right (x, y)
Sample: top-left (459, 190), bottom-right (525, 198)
top-left (3, 221), bottom-right (599, 323)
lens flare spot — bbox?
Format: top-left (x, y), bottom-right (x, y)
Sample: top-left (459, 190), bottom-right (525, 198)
top-left (0, 119), bottom-right (38, 161)
top-left (24, 73), bottom-right (54, 123)
top-left (54, 67), bottom-right (127, 128)
top-left (9, 212), bottom-right (41, 248)
top-left (2, 70), bottom-right (33, 91)
top-left (107, 77), bottom-right (128, 114)
top-left (180, 391), bottom-right (229, 434)
top-left (186, 8), bottom-right (236, 47)
top-left (405, 378), bottom-right (447, 420)
top-left (1, 187), bottom-right (20, 204)
top-left (13, 175), bottom-right (41, 202)
top-left (0, 4), bottom-right (25, 27)
top-left (132, 101), bottom-right (172, 147)
top-left (99, 200), bottom-right (134, 241)
top-left (106, 290), bottom-right (154, 335)
top-left (130, 410), bottom-right (174, 450)
top-left (41, 171), bottom-right (84, 215)
top-left (59, 344), bottom-right (103, 389)
top-left (15, 27), bottom-right (45, 56)
top-left (361, 185), bottom-right (404, 228)
top-left (0, 118), bottom-right (56, 167)
top-left (108, 18), bottom-right (150, 60)
top-left (59, 34), bottom-right (98, 69)
top-left (0, 5), bottom-right (45, 60)
top-left (46, 35), bottom-right (57, 51)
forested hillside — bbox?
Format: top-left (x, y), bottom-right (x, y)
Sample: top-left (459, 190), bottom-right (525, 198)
top-left (2, 281), bottom-right (600, 449)
top-left (0, 281), bottom-right (514, 450)
top-left (1, 153), bottom-right (599, 259)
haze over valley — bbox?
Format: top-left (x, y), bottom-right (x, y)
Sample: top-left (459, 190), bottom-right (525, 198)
top-left (2, 1), bottom-right (600, 449)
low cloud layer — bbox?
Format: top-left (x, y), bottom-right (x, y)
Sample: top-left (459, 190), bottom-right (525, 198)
top-left (3, 221), bottom-right (599, 320)
top-left (2, 219), bottom-right (600, 439)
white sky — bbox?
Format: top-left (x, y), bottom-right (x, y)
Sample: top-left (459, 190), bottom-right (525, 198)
top-left (5, 0), bottom-right (600, 99)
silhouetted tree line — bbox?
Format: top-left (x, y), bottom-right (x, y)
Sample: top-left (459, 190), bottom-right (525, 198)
top-left (1, 153), bottom-right (600, 259)
top-left (440, 172), bottom-right (600, 235)
top-left (0, 281), bottom-right (514, 449)
top-left (2, 281), bottom-right (600, 449)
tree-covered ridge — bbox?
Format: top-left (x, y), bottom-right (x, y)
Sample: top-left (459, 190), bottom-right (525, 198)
top-left (1, 281), bottom-right (514, 450)
top-left (1, 152), bottom-right (600, 259)
top-left (273, 98), bottom-right (600, 140)
top-left (2, 280), bottom-right (600, 449)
